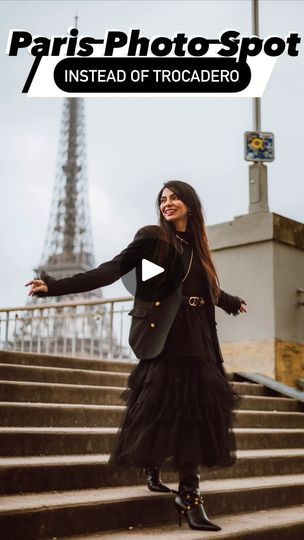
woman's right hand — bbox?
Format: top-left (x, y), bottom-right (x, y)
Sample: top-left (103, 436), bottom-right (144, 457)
top-left (25, 279), bottom-right (48, 296)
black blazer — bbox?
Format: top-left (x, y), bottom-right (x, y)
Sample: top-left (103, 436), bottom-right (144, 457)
top-left (38, 225), bottom-right (244, 368)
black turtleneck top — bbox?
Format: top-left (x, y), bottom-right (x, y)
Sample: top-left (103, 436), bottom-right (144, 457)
top-left (148, 228), bottom-right (216, 361)
top-left (175, 229), bottom-right (210, 299)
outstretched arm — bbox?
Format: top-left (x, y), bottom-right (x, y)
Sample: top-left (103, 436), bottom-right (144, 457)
top-left (26, 227), bottom-right (147, 298)
top-left (216, 289), bottom-right (247, 316)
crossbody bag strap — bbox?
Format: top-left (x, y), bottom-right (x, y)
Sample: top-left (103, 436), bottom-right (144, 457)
top-left (182, 248), bottom-right (193, 283)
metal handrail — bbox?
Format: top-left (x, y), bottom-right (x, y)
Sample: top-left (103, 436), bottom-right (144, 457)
top-left (0, 296), bottom-right (135, 360)
top-left (235, 371), bottom-right (304, 407)
top-left (0, 295), bottom-right (133, 313)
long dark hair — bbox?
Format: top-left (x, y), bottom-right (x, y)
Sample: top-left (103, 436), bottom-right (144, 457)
top-left (155, 180), bottom-right (220, 303)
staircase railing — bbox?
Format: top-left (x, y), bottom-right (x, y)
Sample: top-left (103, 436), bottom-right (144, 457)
top-left (0, 296), bottom-right (136, 361)
top-left (235, 371), bottom-right (304, 409)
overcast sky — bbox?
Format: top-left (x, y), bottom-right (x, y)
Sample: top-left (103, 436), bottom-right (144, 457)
top-left (1, 0), bottom-right (303, 308)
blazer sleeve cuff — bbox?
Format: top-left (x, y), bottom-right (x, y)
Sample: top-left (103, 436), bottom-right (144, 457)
top-left (33, 270), bottom-right (58, 297)
top-left (217, 289), bottom-right (246, 316)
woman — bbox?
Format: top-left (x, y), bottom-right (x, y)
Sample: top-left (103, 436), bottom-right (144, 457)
top-left (27, 180), bottom-right (247, 532)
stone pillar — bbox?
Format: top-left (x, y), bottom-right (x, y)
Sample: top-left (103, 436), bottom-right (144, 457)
top-left (207, 212), bottom-right (304, 387)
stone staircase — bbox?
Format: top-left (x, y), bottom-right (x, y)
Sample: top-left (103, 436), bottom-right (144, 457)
top-left (0, 350), bottom-right (303, 540)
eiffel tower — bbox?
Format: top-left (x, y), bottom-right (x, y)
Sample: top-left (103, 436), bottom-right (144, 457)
top-left (18, 98), bottom-right (122, 358)
top-left (35, 98), bottom-right (97, 287)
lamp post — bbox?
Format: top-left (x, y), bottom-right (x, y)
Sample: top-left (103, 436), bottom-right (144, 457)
top-left (252, 0), bottom-right (261, 132)
top-left (248, 0), bottom-right (270, 214)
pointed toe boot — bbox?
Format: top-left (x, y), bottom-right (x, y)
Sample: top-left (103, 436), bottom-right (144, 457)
top-left (141, 466), bottom-right (172, 493)
top-left (174, 490), bottom-right (221, 531)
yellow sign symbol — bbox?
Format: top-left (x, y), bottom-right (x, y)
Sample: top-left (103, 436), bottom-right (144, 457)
top-left (251, 137), bottom-right (264, 150)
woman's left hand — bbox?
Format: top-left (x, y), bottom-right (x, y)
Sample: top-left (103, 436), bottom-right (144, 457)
top-left (239, 301), bottom-right (247, 313)
top-left (25, 279), bottom-right (48, 296)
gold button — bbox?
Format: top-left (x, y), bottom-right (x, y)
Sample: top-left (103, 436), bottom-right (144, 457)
top-left (150, 323), bottom-right (156, 328)
top-left (155, 301), bottom-right (160, 306)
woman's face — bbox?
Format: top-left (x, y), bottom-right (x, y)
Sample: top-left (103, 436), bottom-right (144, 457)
top-left (160, 187), bottom-right (189, 224)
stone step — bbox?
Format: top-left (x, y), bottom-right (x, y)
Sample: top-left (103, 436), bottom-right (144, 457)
top-left (0, 361), bottom-right (267, 395)
top-left (0, 427), bottom-right (303, 456)
top-left (0, 362), bottom-right (130, 386)
top-left (231, 382), bottom-right (266, 396)
top-left (238, 395), bottom-right (300, 411)
top-left (0, 380), bottom-right (125, 405)
top-left (0, 475), bottom-right (303, 540)
top-left (0, 350), bottom-right (135, 372)
top-left (1, 402), bottom-right (304, 429)
top-left (1, 449), bottom-right (304, 495)
top-left (235, 410), bottom-right (304, 428)
top-left (0, 352), bottom-right (271, 390)
top-left (60, 505), bottom-right (304, 540)
top-left (0, 380), bottom-right (299, 409)
top-left (0, 402), bottom-right (121, 427)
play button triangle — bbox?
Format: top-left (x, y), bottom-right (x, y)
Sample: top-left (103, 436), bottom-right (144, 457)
top-left (142, 258), bottom-right (164, 282)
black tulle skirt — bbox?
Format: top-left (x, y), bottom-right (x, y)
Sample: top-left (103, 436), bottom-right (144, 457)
top-left (107, 302), bottom-right (242, 472)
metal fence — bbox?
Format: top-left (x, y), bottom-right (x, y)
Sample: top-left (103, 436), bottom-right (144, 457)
top-left (0, 296), bottom-right (137, 361)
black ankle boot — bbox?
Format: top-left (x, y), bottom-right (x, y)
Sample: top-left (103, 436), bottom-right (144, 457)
top-left (141, 466), bottom-right (172, 493)
top-left (174, 490), bottom-right (221, 531)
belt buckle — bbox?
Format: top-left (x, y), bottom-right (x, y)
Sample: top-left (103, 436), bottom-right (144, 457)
top-left (188, 296), bottom-right (205, 307)
top-left (188, 296), bottom-right (199, 306)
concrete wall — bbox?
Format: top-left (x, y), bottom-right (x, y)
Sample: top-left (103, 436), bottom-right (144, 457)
top-left (273, 242), bottom-right (304, 343)
top-left (211, 241), bottom-right (274, 343)
top-left (207, 211), bottom-right (304, 385)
